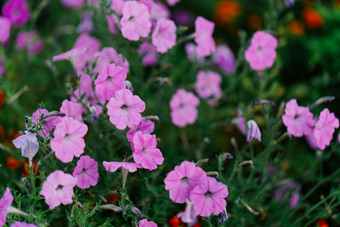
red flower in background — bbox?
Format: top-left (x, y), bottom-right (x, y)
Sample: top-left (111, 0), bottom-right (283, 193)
top-left (288, 21), bottom-right (305, 36)
top-left (6, 156), bottom-right (21, 169)
top-left (0, 90), bottom-right (6, 108)
top-left (169, 216), bottom-right (181, 227)
top-left (316, 219), bottom-right (328, 227)
top-left (214, 0), bottom-right (241, 25)
top-left (303, 8), bottom-right (323, 29)
top-left (22, 161), bottom-right (40, 176)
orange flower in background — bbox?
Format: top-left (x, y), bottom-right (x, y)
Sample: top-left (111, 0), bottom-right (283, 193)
top-left (169, 216), bottom-right (181, 227)
top-left (0, 90), bottom-right (5, 108)
top-left (6, 156), bottom-right (21, 169)
top-left (248, 14), bottom-right (262, 30)
top-left (214, 0), bottom-right (241, 25)
top-left (303, 8), bottom-right (323, 29)
top-left (288, 21), bottom-right (305, 36)
top-left (316, 219), bottom-right (328, 227)
top-left (22, 161), bottom-right (40, 176)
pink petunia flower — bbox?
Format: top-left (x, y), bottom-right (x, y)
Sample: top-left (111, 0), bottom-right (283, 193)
top-left (60, 0), bottom-right (84, 9)
top-left (106, 13), bottom-right (120, 34)
top-left (12, 131), bottom-right (39, 160)
top-left (0, 187), bottom-right (13, 226)
top-left (16, 31), bottom-right (44, 56)
top-left (72, 155), bottom-right (99, 189)
top-left (40, 170), bottom-right (77, 209)
top-left (0, 17), bottom-right (11, 43)
top-left (132, 132), bottom-right (164, 171)
top-left (195, 70), bottom-right (222, 105)
top-left (50, 117), bottom-right (88, 163)
top-left (152, 18), bottom-right (177, 53)
top-left (282, 99), bottom-right (314, 137)
top-left (103, 161), bottom-right (141, 173)
top-left (107, 88), bottom-right (146, 130)
top-left (28, 109), bottom-right (62, 138)
top-left (77, 11), bottom-right (94, 34)
top-left (2, 0), bottom-right (30, 27)
top-left (170, 89), bottom-right (200, 127)
top-left (185, 43), bottom-right (205, 64)
top-left (10, 222), bottom-right (37, 227)
top-left (166, 0), bottom-right (181, 6)
top-left (212, 44), bottom-right (236, 74)
top-left (94, 47), bottom-right (129, 74)
top-left (164, 161), bottom-right (206, 203)
top-left (138, 219), bottom-right (157, 227)
top-left (189, 177), bottom-right (229, 217)
top-left (94, 63), bottom-right (127, 101)
top-left (195, 17), bottom-right (215, 57)
top-left (111, 0), bottom-right (125, 14)
top-left (177, 200), bottom-right (199, 225)
top-left (313, 108), bottom-right (339, 150)
top-left (138, 42), bottom-right (158, 66)
top-left (60, 100), bottom-right (84, 122)
top-left (120, 1), bottom-right (151, 41)
top-left (245, 31), bottom-right (278, 71)
top-left (127, 118), bottom-right (155, 143)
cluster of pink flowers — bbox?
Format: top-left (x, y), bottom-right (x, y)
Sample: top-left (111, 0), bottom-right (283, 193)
top-left (282, 99), bottom-right (339, 150)
top-left (16, 31), bottom-right (44, 56)
top-left (164, 161), bottom-right (229, 217)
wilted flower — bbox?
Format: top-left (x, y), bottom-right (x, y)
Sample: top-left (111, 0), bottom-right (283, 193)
top-left (246, 120), bottom-right (261, 142)
top-left (2, 0), bottom-right (30, 27)
top-left (195, 16), bottom-right (216, 56)
top-left (12, 131), bottom-right (39, 161)
top-left (0, 17), bottom-right (11, 43)
top-left (73, 155), bottom-right (99, 189)
top-left (219, 210), bottom-right (229, 223)
top-left (152, 18), bottom-right (177, 53)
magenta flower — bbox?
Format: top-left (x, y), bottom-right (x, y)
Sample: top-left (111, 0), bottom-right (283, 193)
top-left (138, 219), bottom-right (157, 227)
top-left (103, 161), bottom-right (141, 173)
top-left (60, 100), bottom-right (84, 122)
top-left (72, 155), bottom-right (99, 189)
top-left (213, 44), bottom-right (236, 74)
top-left (12, 131), bottom-right (39, 160)
top-left (40, 170), bottom-right (77, 209)
top-left (195, 70), bottom-right (222, 105)
top-left (107, 88), bottom-right (146, 130)
top-left (10, 222), bottom-right (37, 227)
top-left (0, 187), bottom-right (13, 226)
top-left (164, 161), bottom-right (206, 203)
top-left (127, 118), bottom-right (155, 143)
top-left (166, 0), bottom-right (181, 6)
top-left (50, 117), bottom-right (88, 163)
top-left (170, 89), bottom-right (200, 127)
top-left (245, 31), bottom-right (278, 71)
top-left (94, 64), bottom-right (127, 101)
top-left (138, 42), bottom-right (158, 66)
top-left (94, 47), bottom-right (129, 74)
top-left (195, 17), bottom-right (215, 57)
top-left (313, 108), bottom-right (339, 150)
top-left (132, 132), bottom-right (164, 171)
top-left (120, 1), bottom-right (151, 41)
top-left (282, 99), bottom-right (314, 137)
top-left (189, 177), bottom-right (229, 217)
top-left (29, 109), bottom-right (61, 138)
top-left (247, 120), bottom-right (261, 142)
top-left (16, 31), bottom-right (44, 56)
top-left (0, 17), bottom-right (11, 43)
top-left (152, 18), bottom-right (177, 53)
top-left (2, 0), bottom-right (30, 27)
top-left (60, 0), bottom-right (84, 9)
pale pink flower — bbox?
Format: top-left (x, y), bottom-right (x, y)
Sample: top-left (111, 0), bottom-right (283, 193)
top-left (60, 100), bottom-right (84, 121)
top-left (10, 222), bottom-right (37, 227)
top-left (164, 161), bottom-right (206, 203)
top-left (94, 64), bottom-right (127, 100)
top-left (50, 117), bottom-right (88, 163)
top-left (0, 187), bottom-right (13, 226)
top-left (94, 47), bottom-right (129, 74)
top-left (127, 118), bottom-right (155, 143)
top-left (282, 99), bottom-right (314, 137)
top-left (12, 131), bottom-right (39, 160)
top-left (2, 0), bottom-right (30, 27)
top-left (40, 170), bottom-right (77, 209)
top-left (177, 200), bottom-right (198, 225)
top-left (138, 219), bottom-right (157, 227)
top-left (195, 17), bottom-right (215, 57)
top-left (247, 120), bottom-right (261, 142)
top-left (189, 177), bottom-right (229, 217)
top-left (152, 18), bottom-right (177, 53)
top-left (72, 155), bottom-right (99, 189)
top-left (77, 11), bottom-right (94, 34)
top-left (120, 1), bottom-right (151, 41)
top-left (212, 44), bottom-right (236, 74)
top-left (170, 89), bottom-right (200, 127)
top-left (60, 0), bottom-right (84, 9)
top-left (103, 161), bottom-right (141, 173)
top-left (195, 70), bottom-right (222, 105)
top-left (166, 0), bottom-right (181, 6)
top-left (0, 17), bottom-right (11, 43)
top-left (107, 88), bottom-right (146, 130)
top-left (245, 31), bottom-right (278, 71)
top-left (314, 108), bottom-right (339, 150)
top-left (132, 132), bottom-right (164, 171)
top-left (111, 0), bottom-right (125, 14)
top-left (185, 43), bottom-right (205, 64)
top-left (232, 109), bottom-right (246, 135)
top-left (16, 31), bottom-right (44, 56)
top-left (138, 41), bottom-right (158, 66)
top-left (140, 0), bottom-right (170, 23)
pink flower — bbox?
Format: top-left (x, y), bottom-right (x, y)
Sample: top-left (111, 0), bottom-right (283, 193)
top-left (245, 31), bottom-right (278, 71)
top-left (72, 155), bottom-right (99, 189)
top-left (107, 88), bottom-right (146, 130)
top-left (106, 14), bottom-right (119, 34)
top-left (94, 64), bottom-right (127, 100)
top-left (166, 0), bottom-right (181, 6)
top-left (127, 117), bottom-right (155, 143)
top-left (195, 17), bottom-right (215, 57)
top-left (60, 0), bottom-right (84, 9)
top-left (132, 132), bottom-right (164, 171)
top-left (138, 41), bottom-right (158, 66)
top-left (120, 1), bottom-right (151, 41)
top-left (142, 0), bottom-right (170, 22)
top-left (94, 47), bottom-right (129, 74)
top-left (212, 44), bottom-right (236, 74)
top-left (138, 219), bottom-right (157, 227)
top-left (170, 89), bottom-right (200, 127)
top-left (77, 11), bottom-right (94, 34)
top-left (10, 222), bottom-right (37, 227)
top-left (2, 0), bottom-right (30, 27)
top-left (164, 161), bottom-right (206, 203)
top-left (40, 170), bottom-right (77, 209)
top-left (247, 120), bottom-right (261, 142)
top-left (60, 100), bottom-right (84, 121)
top-left (177, 200), bottom-right (198, 225)
top-left (282, 99), bottom-right (314, 137)
top-left (232, 109), bottom-right (246, 135)
top-left (0, 17), bottom-right (11, 43)
top-left (313, 108), bottom-right (339, 150)
top-left (110, 0), bottom-right (125, 14)
top-left (50, 117), bottom-right (88, 163)
top-left (103, 161), bottom-right (141, 173)
top-left (152, 18), bottom-right (177, 53)
top-left (29, 109), bottom-right (61, 138)
top-left (185, 43), bottom-right (205, 64)
top-left (0, 187), bottom-right (13, 226)
top-left (195, 70), bottom-right (222, 105)
top-left (16, 31), bottom-right (44, 56)
top-left (189, 177), bottom-right (229, 217)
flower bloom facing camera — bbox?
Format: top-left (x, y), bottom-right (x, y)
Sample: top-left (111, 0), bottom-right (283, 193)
top-left (73, 155), bottom-right (99, 189)
top-left (195, 70), bottom-right (222, 105)
top-left (152, 18), bottom-right (177, 53)
top-left (2, 0), bottom-right (30, 27)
